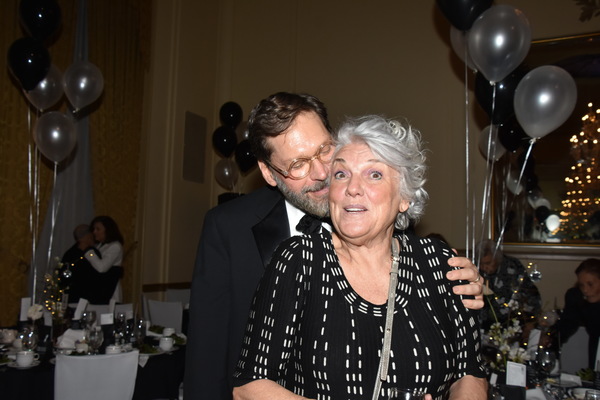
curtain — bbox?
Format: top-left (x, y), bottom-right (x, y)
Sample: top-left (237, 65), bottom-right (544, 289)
top-left (0, 0), bottom-right (151, 326)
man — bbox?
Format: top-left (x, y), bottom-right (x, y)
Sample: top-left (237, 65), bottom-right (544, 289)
top-left (184, 92), bottom-right (483, 399)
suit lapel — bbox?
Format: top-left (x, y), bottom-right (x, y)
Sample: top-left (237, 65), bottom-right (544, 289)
top-left (252, 195), bottom-right (289, 268)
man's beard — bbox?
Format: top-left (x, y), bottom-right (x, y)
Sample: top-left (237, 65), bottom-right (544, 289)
top-left (273, 174), bottom-right (330, 218)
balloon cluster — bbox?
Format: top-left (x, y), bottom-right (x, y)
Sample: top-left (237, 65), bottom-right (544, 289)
top-left (438, 1), bottom-right (575, 243)
top-left (212, 102), bottom-right (257, 190)
top-left (440, 1), bottom-right (578, 159)
top-left (6, 0), bottom-right (105, 164)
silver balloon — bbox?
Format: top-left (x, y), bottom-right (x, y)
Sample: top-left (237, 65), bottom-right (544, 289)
top-left (514, 65), bottom-right (577, 139)
top-left (63, 60), bottom-right (104, 111)
top-left (214, 158), bottom-right (239, 190)
top-left (506, 169), bottom-right (523, 195)
top-left (24, 64), bottom-right (64, 111)
top-left (449, 26), bottom-right (477, 72)
top-left (468, 5), bottom-right (531, 83)
top-left (478, 125), bottom-right (506, 162)
top-left (33, 111), bottom-right (77, 163)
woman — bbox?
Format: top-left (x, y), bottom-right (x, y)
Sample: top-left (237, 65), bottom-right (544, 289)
top-left (84, 216), bottom-right (125, 303)
top-left (559, 258), bottom-right (600, 369)
top-left (233, 116), bottom-right (486, 399)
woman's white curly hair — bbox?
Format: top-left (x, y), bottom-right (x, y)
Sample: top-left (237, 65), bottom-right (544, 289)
top-left (334, 115), bottom-right (429, 230)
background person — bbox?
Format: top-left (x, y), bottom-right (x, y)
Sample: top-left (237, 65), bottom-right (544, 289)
top-left (476, 239), bottom-right (541, 329)
top-left (83, 215), bottom-right (124, 304)
top-left (61, 224), bottom-right (97, 303)
top-left (558, 258), bottom-right (600, 369)
top-left (233, 115), bottom-right (487, 399)
top-left (184, 93), bottom-right (485, 400)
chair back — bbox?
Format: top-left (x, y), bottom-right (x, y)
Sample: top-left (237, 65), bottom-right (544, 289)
top-left (54, 350), bottom-right (139, 400)
top-left (85, 304), bottom-right (111, 315)
top-left (560, 326), bottom-right (588, 374)
top-left (115, 303), bottom-right (134, 319)
top-left (147, 299), bottom-right (183, 333)
top-left (165, 288), bottom-right (191, 308)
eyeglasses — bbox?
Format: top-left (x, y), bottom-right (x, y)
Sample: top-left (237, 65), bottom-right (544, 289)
top-left (266, 142), bottom-right (334, 180)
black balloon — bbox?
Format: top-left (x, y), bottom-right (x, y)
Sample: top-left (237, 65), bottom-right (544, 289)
top-left (498, 118), bottom-right (528, 152)
top-left (19, 0), bottom-right (62, 41)
top-left (234, 140), bottom-right (257, 173)
top-left (535, 205), bottom-right (551, 223)
top-left (212, 126), bottom-right (237, 158)
top-left (475, 66), bottom-right (528, 125)
top-left (436, 0), bottom-right (493, 31)
top-left (219, 101), bottom-right (243, 128)
top-left (7, 37), bottom-right (50, 91)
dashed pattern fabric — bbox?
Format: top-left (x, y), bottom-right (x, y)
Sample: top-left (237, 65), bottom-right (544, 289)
top-left (234, 232), bottom-right (485, 399)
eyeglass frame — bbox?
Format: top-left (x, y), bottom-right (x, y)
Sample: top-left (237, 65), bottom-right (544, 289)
top-left (264, 141), bottom-right (334, 180)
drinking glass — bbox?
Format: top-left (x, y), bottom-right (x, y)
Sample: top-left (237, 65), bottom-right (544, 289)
top-left (19, 326), bottom-right (38, 351)
top-left (388, 388), bottom-right (426, 400)
top-left (537, 349), bottom-right (557, 380)
top-left (585, 389), bottom-right (600, 400)
top-left (88, 327), bottom-right (104, 354)
top-left (114, 312), bottom-right (127, 346)
top-left (81, 310), bottom-right (97, 330)
top-left (132, 318), bottom-right (146, 347)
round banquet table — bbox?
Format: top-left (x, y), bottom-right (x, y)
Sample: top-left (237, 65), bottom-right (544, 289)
top-left (0, 344), bottom-right (185, 400)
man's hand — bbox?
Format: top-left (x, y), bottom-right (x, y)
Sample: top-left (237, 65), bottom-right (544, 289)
top-left (446, 256), bottom-right (484, 310)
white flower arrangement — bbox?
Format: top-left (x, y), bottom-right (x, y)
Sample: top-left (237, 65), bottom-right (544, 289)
top-left (27, 304), bottom-right (44, 321)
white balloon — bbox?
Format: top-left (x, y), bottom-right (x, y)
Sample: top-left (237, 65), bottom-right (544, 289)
top-left (449, 26), bottom-right (477, 71)
top-left (514, 65), bottom-right (577, 139)
top-left (24, 64), bottom-right (63, 111)
top-left (478, 125), bottom-right (506, 162)
top-left (506, 170), bottom-right (523, 195)
top-left (468, 5), bottom-right (531, 83)
top-left (33, 111), bottom-right (77, 163)
top-left (545, 214), bottom-right (560, 232)
top-left (63, 60), bottom-right (104, 111)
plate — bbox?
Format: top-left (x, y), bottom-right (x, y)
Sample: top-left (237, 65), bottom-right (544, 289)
top-left (140, 345), bottom-right (179, 356)
top-left (8, 360), bottom-right (40, 369)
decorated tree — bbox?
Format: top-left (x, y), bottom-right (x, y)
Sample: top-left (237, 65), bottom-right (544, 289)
top-left (558, 103), bottom-right (600, 240)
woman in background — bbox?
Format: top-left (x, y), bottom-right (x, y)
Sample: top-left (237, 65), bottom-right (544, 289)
top-left (84, 215), bottom-right (125, 303)
top-left (559, 258), bottom-right (600, 368)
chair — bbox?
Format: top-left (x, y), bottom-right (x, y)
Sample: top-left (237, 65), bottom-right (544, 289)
top-left (115, 303), bottom-right (134, 319)
top-left (165, 288), bottom-right (191, 308)
top-left (560, 326), bottom-right (588, 374)
top-left (85, 303), bottom-right (111, 315)
top-left (147, 299), bottom-right (183, 333)
top-left (54, 350), bottom-right (139, 400)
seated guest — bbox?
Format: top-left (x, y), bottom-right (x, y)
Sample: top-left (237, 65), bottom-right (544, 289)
top-left (558, 258), bottom-right (600, 369)
top-left (476, 239), bottom-right (541, 329)
top-left (233, 116), bottom-right (487, 399)
top-left (61, 224), bottom-right (97, 303)
top-left (83, 216), bottom-right (125, 303)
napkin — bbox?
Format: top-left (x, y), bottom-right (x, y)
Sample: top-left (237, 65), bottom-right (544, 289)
top-left (138, 354), bottom-right (149, 368)
top-left (56, 329), bottom-right (86, 349)
top-left (559, 372), bottom-right (582, 386)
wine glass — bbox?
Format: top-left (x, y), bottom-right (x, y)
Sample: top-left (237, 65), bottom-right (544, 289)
top-left (585, 389), bottom-right (600, 400)
top-left (81, 310), bottom-right (97, 330)
top-left (114, 312), bottom-right (127, 346)
top-left (132, 318), bottom-right (146, 347)
top-left (536, 349), bottom-right (557, 381)
top-left (88, 327), bottom-right (104, 354)
top-left (19, 326), bottom-right (38, 351)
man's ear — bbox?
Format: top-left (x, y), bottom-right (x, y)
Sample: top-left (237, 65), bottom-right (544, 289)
top-left (258, 161), bottom-right (277, 187)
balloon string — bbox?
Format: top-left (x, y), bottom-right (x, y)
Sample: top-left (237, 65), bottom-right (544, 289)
top-left (495, 139), bottom-right (536, 246)
top-left (478, 84), bottom-right (498, 250)
top-left (45, 163), bottom-right (61, 277)
top-left (463, 44), bottom-right (471, 259)
top-left (27, 109), bottom-right (37, 304)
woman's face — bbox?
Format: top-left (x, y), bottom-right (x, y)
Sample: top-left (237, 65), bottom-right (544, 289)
top-left (92, 222), bottom-right (106, 243)
top-left (329, 142), bottom-right (409, 244)
top-left (578, 271), bottom-right (600, 303)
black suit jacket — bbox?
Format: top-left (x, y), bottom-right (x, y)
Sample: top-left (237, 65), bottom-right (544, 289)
top-left (184, 186), bottom-right (290, 400)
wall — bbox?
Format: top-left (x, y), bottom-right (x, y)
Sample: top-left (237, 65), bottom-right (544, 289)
top-left (137, 0), bottom-right (598, 306)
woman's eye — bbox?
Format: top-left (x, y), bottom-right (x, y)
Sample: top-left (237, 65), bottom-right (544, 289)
top-left (369, 171), bottom-right (382, 179)
top-left (333, 171), bottom-right (346, 179)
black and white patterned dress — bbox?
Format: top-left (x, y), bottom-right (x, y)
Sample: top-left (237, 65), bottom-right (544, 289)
top-left (234, 231), bottom-right (485, 400)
